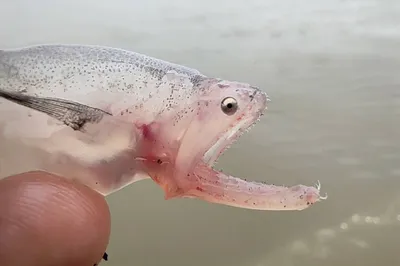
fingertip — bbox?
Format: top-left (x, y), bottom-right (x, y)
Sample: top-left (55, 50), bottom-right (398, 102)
top-left (0, 171), bottom-right (111, 266)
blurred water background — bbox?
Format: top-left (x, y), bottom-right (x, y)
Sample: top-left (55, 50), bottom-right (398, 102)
top-left (1, 0), bottom-right (400, 265)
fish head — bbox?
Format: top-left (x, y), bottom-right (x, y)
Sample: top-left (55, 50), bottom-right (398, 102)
top-left (176, 78), bottom-right (268, 170)
top-left (140, 76), bottom-right (269, 198)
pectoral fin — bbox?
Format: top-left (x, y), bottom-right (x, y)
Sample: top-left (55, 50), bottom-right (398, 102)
top-left (0, 89), bottom-right (112, 131)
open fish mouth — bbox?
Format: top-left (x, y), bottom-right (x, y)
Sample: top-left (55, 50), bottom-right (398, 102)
top-left (181, 90), bottom-right (327, 211)
top-left (203, 108), bottom-right (263, 167)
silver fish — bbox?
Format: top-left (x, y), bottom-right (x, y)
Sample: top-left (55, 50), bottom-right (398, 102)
top-left (0, 44), bottom-right (326, 210)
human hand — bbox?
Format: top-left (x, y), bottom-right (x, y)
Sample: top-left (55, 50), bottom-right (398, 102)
top-left (0, 171), bottom-right (111, 266)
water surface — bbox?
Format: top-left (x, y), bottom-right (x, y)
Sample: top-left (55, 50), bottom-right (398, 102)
top-left (1, 0), bottom-right (399, 265)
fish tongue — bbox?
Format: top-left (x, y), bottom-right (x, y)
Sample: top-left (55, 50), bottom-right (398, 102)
top-left (181, 163), bottom-right (326, 211)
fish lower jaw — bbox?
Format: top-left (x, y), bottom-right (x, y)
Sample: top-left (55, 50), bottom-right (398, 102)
top-left (158, 161), bottom-right (326, 211)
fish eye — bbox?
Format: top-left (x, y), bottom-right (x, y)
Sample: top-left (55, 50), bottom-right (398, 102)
top-left (221, 97), bottom-right (238, 115)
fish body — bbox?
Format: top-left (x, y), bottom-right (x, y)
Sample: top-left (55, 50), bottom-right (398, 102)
top-left (0, 44), bottom-right (325, 210)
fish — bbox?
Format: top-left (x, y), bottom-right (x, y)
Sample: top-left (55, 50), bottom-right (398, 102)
top-left (0, 44), bottom-right (326, 211)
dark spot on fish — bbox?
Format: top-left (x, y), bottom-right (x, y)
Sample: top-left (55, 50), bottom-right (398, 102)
top-left (249, 90), bottom-right (258, 101)
top-left (217, 83), bottom-right (229, 88)
top-left (157, 159), bottom-right (162, 164)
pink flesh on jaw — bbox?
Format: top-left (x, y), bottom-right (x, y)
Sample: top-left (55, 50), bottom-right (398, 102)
top-left (135, 97), bottom-right (327, 211)
top-left (144, 157), bottom-right (326, 211)
top-left (188, 163), bottom-right (325, 211)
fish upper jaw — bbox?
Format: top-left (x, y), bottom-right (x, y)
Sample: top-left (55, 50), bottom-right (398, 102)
top-left (203, 88), bottom-right (268, 166)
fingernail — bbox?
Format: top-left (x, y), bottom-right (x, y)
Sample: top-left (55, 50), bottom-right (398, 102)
top-left (93, 252), bottom-right (109, 265)
top-left (102, 252), bottom-right (108, 261)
